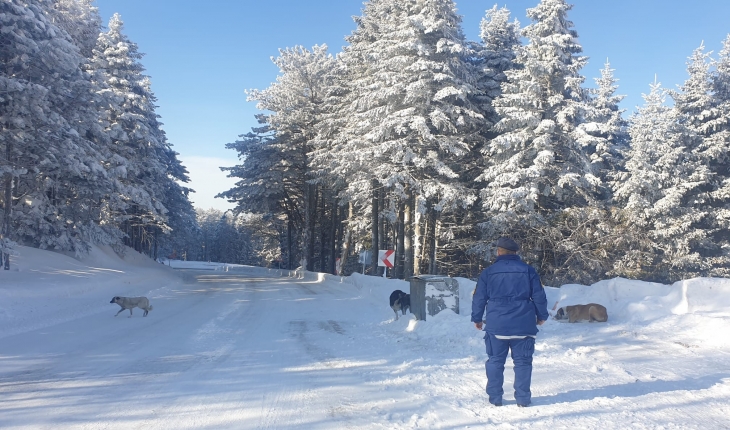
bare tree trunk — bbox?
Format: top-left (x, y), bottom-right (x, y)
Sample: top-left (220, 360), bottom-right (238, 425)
top-left (370, 180), bottom-right (379, 276)
top-left (381, 190), bottom-right (391, 277)
top-left (427, 203), bottom-right (437, 274)
top-left (413, 198), bottom-right (422, 276)
top-left (328, 196), bottom-right (337, 274)
top-left (403, 187), bottom-right (414, 279)
top-left (319, 190), bottom-right (327, 273)
top-left (340, 202), bottom-right (354, 275)
top-left (395, 199), bottom-right (405, 279)
top-left (303, 183), bottom-right (317, 271)
top-left (203, 229), bottom-right (208, 262)
top-left (287, 217), bottom-right (294, 270)
top-left (2, 143), bottom-right (12, 270)
top-left (153, 229), bottom-right (158, 261)
top-left (379, 189), bottom-right (386, 251)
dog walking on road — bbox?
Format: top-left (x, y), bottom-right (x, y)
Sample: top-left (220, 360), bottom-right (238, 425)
top-left (110, 296), bottom-right (153, 317)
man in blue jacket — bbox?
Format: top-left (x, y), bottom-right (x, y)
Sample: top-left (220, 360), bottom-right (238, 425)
top-left (471, 237), bottom-right (549, 407)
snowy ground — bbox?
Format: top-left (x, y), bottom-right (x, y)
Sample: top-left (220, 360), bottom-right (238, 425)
top-left (1, 246), bottom-right (729, 429)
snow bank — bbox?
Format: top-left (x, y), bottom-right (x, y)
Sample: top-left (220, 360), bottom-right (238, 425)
top-left (356, 273), bottom-right (729, 351)
top-left (556, 277), bottom-right (730, 322)
top-left (348, 272), bottom-right (410, 300)
top-left (451, 274), bottom-right (730, 324)
top-left (0, 245), bottom-right (181, 339)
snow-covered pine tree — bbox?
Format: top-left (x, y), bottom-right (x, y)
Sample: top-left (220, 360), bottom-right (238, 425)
top-left (614, 80), bottom-right (710, 282)
top-left (42, 0), bottom-right (128, 253)
top-left (218, 123), bottom-right (298, 216)
top-left (470, 5), bottom-right (521, 134)
top-left (478, 0), bottom-right (598, 282)
top-left (707, 35), bottom-right (730, 273)
top-left (670, 42), bottom-right (730, 276)
top-left (713, 35), bottom-right (730, 132)
top-left (308, 53), bottom-right (356, 273)
top-left (91, 14), bottom-right (173, 254)
top-left (235, 212), bottom-right (282, 266)
top-left (197, 208), bottom-right (223, 262)
top-left (188, 209), bottom-right (277, 267)
top-left (239, 45), bottom-right (336, 271)
top-left (49, 0), bottom-right (101, 58)
top-left (331, 0), bottom-right (482, 276)
top-left (577, 60), bottom-right (629, 201)
top-left (218, 119), bottom-right (305, 270)
top-left (1, 0), bottom-right (113, 261)
top-left (436, 5), bottom-right (521, 277)
top-left (156, 148), bottom-right (198, 261)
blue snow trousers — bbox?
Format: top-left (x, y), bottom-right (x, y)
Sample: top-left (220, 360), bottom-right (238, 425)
top-left (484, 334), bottom-right (535, 406)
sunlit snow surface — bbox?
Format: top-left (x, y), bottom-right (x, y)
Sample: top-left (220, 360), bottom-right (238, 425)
top-left (1, 245), bottom-right (728, 429)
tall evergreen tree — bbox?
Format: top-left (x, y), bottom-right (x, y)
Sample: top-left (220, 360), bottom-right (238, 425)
top-left (227, 45), bottom-right (335, 270)
top-left (330, 0), bottom-right (483, 275)
top-left (707, 35), bottom-right (730, 272)
top-left (90, 14), bottom-right (173, 252)
top-left (218, 119), bottom-right (305, 270)
top-left (577, 61), bottom-right (628, 200)
top-left (43, 0), bottom-right (125, 252)
top-left (435, 5), bottom-right (521, 277)
top-left (670, 42), bottom-right (730, 275)
top-left (614, 80), bottom-right (710, 281)
top-left (0, 2), bottom-right (194, 265)
top-left (476, 0), bottom-right (600, 282)
top-left (471, 5), bottom-right (521, 133)
top-left (480, 0), bottom-right (595, 221)
top-left (1, 0), bottom-right (112, 260)
top-left (341, 0), bottom-right (481, 209)
top-left (671, 44), bottom-right (717, 157)
top-left (157, 148), bottom-right (197, 261)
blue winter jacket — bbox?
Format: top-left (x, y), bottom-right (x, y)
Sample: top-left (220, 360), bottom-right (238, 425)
top-left (471, 254), bottom-right (549, 336)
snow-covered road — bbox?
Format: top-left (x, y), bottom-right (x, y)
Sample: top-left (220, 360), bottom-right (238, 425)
top-left (2, 264), bottom-right (730, 429)
top-left (2, 268), bottom-right (433, 429)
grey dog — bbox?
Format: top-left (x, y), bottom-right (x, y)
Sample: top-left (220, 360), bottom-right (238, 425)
top-left (110, 296), bottom-right (153, 317)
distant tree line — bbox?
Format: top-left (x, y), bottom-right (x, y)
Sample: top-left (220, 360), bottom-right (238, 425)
top-left (0, 0), bottom-right (198, 267)
top-left (185, 209), bottom-right (279, 267)
top-left (218, 0), bottom-right (730, 285)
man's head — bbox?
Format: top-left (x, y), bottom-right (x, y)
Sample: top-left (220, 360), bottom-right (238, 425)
top-left (496, 237), bottom-right (519, 255)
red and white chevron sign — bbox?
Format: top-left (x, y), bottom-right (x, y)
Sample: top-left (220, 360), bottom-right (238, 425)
top-left (378, 250), bottom-right (395, 268)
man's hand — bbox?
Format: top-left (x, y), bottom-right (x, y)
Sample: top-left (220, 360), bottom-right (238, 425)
top-left (474, 322), bottom-right (483, 330)
top-left (537, 319), bottom-right (545, 326)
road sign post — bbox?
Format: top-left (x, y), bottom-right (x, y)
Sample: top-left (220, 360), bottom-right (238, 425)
top-left (378, 250), bottom-right (395, 278)
top-left (359, 250), bottom-right (371, 274)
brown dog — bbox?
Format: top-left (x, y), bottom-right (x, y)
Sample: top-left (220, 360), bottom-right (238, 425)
top-left (554, 303), bottom-right (608, 323)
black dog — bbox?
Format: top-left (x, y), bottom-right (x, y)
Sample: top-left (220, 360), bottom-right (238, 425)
top-left (389, 289), bottom-right (411, 320)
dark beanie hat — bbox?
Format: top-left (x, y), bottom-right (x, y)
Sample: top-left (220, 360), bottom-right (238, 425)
top-left (496, 237), bottom-right (520, 251)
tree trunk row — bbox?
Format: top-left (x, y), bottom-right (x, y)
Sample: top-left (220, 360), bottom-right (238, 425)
top-left (366, 184), bottom-right (440, 278)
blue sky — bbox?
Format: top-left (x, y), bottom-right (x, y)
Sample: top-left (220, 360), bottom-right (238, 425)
top-left (95, 0), bottom-right (730, 210)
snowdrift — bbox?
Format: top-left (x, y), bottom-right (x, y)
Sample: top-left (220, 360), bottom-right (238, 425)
top-left (555, 277), bottom-right (730, 320)
top-left (452, 276), bottom-right (730, 321)
top-left (0, 245), bottom-right (181, 339)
